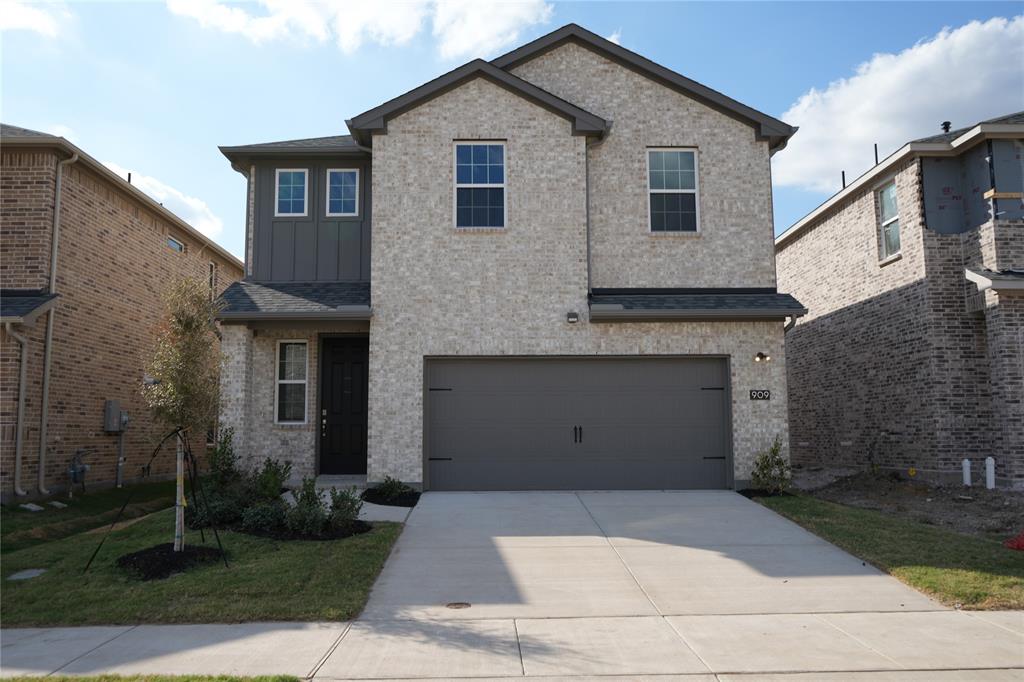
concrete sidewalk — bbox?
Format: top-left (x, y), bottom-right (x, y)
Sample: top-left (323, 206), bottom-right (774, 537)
top-left (2, 611), bottom-right (1022, 678)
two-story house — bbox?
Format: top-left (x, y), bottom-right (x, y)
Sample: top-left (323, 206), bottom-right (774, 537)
top-left (216, 24), bottom-right (805, 491)
top-left (1, 124), bottom-right (244, 499)
top-left (776, 113), bottom-right (1024, 488)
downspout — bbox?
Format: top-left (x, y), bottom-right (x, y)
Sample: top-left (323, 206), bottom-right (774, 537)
top-left (4, 323), bottom-right (30, 496)
top-left (584, 131), bottom-right (609, 297)
top-left (784, 316), bottom-right (797, 333)
top-left (37, 152), bottom-right (79, 494)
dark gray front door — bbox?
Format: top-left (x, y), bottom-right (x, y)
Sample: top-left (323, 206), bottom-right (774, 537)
top-left (425, 357), bottom-right (730, 490)
top-left (319, 337), bottom-right (368, 475)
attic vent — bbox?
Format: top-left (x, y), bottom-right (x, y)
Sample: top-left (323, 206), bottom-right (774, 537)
top-left (941, 121), bottom-right (952, 133)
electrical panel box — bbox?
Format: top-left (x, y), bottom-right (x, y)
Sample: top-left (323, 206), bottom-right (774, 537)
top-left (103, 399), bottom-right (123, 433)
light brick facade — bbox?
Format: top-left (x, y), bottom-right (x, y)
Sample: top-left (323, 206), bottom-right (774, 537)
top-left (777, 154), bottom-right (1024, 487)
top-left (1, 144), bottom-right (243, 499)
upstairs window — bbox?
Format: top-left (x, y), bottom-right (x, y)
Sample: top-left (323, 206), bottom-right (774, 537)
top-left (877, 180), bottom-right (901, 260)
top-left (275, 340), bottom-right (307, 424)
top-left (167, 236), bottom-right (185, 253)
top-left (455, 142), bottom-right (505, 228)
top-left (326, 169), bottom-right (359, 217)
top-left (648, 149), bottom-right (698, 232)
top-left (275, 169), bottom-right (307, 217)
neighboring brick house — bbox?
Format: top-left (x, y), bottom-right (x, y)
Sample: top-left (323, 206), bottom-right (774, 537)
top-left (1, 124), bottom-right (243, 500)
top-left (216, 24), bottom-right (805, 491)
top-left (776, 113), bottom-right (1024, 488)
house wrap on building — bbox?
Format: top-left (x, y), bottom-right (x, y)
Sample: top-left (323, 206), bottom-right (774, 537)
top-left (1, 124), bottom-right (243, 499)
top-left (216, 24), bottom-right (806, 491)
top-left (776, 113), bottom-right (1024, 488)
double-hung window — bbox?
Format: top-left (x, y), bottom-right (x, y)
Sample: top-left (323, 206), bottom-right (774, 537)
top-left (455, 142), bottom-right (505, 228)
top-left (647, 148), bottom-right (699, 232)
top-left (877, 180), bottom-right (900, 260)
top-left (275, 169), bottom-right (307, 217)
top-left (275, 341), bottom-right (307, 424)
top-left (326, 169), bottom-right (359, 217)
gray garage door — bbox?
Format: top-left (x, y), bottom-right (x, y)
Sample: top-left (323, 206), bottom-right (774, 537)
top-left (425, 357), bottom-right (730, 490)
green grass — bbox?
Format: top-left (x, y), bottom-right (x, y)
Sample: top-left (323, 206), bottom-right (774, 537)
top-left (1, 508), bottom-right (402, 627)
top-left (10, 677), bottom-right (297, 682)
top-left (2, 480), bottom-right (177, 552)
top-left (757, 493), bottom-right (1024, 610)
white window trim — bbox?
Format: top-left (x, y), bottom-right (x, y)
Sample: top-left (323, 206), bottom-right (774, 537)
top-left (167, 236), bottom-right (185, 253)
top-left (274, 339), bottom-right (308, 425)
top-left (646, 147), bottom-right (701, 234)
top-left (325, 168), bottom-right (360, 217)
top-left (274, 168), bottom-right (308, 218)
top-left (876, 179), bottom-right (901, 261)
top-left (453, 141), bottom-right (507, 229)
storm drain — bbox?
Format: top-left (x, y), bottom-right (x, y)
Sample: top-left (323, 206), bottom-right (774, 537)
top-left (445, 602), bottom-right (471, 609)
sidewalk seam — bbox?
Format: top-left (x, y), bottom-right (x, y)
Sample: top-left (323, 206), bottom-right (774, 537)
top-left (812, 612), bottom-right (907, 670)
top-left (306, 622), bottom-right (354, 679)
top-left (512, 618), bottom-right (526, 676)
top-left (47, 625), bottom-right (139, 676)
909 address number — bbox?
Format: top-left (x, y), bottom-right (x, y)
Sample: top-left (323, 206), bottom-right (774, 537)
top-left (749, 390), bottom-right (771, 400)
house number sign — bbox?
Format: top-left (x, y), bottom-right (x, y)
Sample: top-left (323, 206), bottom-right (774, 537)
top-left (750, 390), bottom-right (771, 400)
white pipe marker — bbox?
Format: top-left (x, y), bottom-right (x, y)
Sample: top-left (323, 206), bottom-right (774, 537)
top-left (962, 458), bottom-right (971, 486)
top-left (986, 457), bottom-right (995, 489)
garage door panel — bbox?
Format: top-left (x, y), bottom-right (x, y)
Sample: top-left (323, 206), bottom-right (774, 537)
top-left (426, 358), bottom-right (730, 490)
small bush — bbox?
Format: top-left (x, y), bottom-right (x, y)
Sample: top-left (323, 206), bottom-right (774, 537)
top-left (376, 475), bottom-right (414, 501)
top-left (240, 499), bottom-right (287, 534)
top-left (207, 428), bottom-right (240, 488)
top-left (329, 486), bottom-right (363, 526)
top-left (285, 478), bottom-right (330, 537)
top-left (751, 435), bottom-right (791, 494)
top-left (186, 485), bottom-right (246, 529)
top-left (251, 458), bottom-right (292, 501)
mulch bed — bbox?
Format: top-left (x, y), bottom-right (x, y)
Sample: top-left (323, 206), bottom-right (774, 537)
top-left (234, 519), bottom-right (373, 542)
top-left (116, 543), bottom-right (224, 581)
top-left (361, 488), bottom-right (421, 508)
top-left (737, 489), bottom-right (792, 500)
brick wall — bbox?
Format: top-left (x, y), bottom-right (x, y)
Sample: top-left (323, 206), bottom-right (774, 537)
top-left (1, 149), bottom-right (243, 498)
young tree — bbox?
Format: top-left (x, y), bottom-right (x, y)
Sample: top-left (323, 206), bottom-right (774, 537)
top-left (142, 277), bottom-right (222, 551)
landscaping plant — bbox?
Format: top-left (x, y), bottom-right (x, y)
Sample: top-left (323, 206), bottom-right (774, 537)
top-left (750, 435), bottom-right (791, 494)
top-left (362, 475), bottom-right (421, 507)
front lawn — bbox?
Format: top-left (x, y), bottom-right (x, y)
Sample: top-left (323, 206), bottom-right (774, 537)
top-left (1, 508), bottom-right (401, 627)
top-left (756, 493), bottom-right (1024, 610)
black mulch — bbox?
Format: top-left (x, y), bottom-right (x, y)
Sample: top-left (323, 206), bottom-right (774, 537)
top-left (737, 489), bottom-right (793, 500)
top-left (361, 489), bottom-right (421, 508)
top-left (116, 543), bottom-right (224, 581)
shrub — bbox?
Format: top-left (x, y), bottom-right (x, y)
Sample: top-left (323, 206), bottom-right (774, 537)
top-left (186, 486), bottom-right (246, 529)
top-left (207, 428), bottom-right (240, 488)
top-left (751, 435), bottom-right (791, 494)
top-left (251, 458), bottom-right (292, 501)
top-left (240, 499), bottom-right (287, 534)
top-left (329, 486), bottom-right (363, 527)
top-left (285, 478), bottom-right (330, 537)
top-left (375, 475), bottom-right (414, 501)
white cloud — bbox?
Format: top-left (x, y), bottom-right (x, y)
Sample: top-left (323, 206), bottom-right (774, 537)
top-left (605, 29), bottom-right (621, 46)
top-left (166, 0), bottom-right (552, 59)
top-left (104, 161), bottom-right (224, 239)
top-left (0, 0), bottom-right (70, 37)
top-left (773, 16), bottom-right (1024, 194)
top-left (432, 0), bottom-right (551, 60)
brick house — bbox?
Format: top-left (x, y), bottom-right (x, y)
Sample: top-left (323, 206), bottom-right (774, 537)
top-left (1, 124), bottom-right (244, 500)
top-left (776, 113), bottom-right (1024, 488)
top-left (216, 24), bottom-right (806, 491)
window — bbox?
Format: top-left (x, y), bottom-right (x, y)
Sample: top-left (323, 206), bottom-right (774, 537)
top-left (275, 169), bottom-right (307, 217)
top-left (326, 169), bottom-right (359, 216)
top-left (647, 149), bottom-right (698, 232)
top-left (877, 180), bottom-right (901, 259)
top-left (167, 236), bottom-right (185, 253)
top-left (275, 341), bottom-right (307, 424)
top-left (455, 142), bottom-right (505, 228)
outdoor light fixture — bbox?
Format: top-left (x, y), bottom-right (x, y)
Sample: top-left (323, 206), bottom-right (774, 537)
top-left (754, 352), bottom-right (771, 363)
top-left (566, 311), bottom-right (580, 324)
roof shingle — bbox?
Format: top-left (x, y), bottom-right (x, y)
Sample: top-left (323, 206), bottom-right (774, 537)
top-left (218, 281), bottom-right (371, 320)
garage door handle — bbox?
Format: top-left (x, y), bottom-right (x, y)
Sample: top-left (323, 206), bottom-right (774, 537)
top-left (573, 426), bottom-right (579, 443)
top-left (578, 425), bottom-right (583, 443)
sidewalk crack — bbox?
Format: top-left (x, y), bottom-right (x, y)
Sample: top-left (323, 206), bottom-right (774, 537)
top-left (48, 625), bottom-right (139, 676)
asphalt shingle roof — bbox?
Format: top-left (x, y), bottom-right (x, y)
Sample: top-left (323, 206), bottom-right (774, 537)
top-left (1, 290), bottom-right (58, 322)
top-left (1, 123), bottom-right (56, 138)
top-left (589, 289), bottom-right (806, 320)
top-left (220, 135), bottom-right (362, 155)
top-left (912, 111), bottom-right (1024, 144)
top-left (218, 281), bottom-right (370, 319)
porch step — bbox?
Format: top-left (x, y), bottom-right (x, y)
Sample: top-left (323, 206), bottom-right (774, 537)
top-left (314, 474), bottom-right (368, 492)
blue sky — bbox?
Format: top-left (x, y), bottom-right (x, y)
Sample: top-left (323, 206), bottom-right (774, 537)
top-left (3, 1), bottom-right (1022, 259)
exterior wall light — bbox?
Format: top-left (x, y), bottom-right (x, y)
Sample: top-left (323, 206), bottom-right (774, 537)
top-left (566, 311), bottom-right (580, 324)
top-left (754, 352), bottom-right (771, 362)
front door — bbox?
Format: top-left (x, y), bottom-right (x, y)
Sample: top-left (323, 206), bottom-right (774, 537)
top-left (319, 337), bottom-right (369, 475)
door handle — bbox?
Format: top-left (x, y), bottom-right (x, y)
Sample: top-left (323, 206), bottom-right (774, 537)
top-left (573, 426), bottom-right (579, 443)
top-left (578, 425), bottom-right (582, 443)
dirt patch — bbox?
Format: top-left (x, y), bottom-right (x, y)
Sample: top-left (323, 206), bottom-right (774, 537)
top-left (807, 471), bottom-right (1023, 540)
top-left (85, 513), bottom-right (154, 534)
top-left (361, 488), bottom-right (421, 508)
top-left (116, 543), bottom-right (224, 580)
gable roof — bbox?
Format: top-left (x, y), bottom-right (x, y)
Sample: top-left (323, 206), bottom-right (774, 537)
top-left (346, 58), bottom-right (608, 146)
top-left (217, 280), bottom-right (371, 321)
top-left (775, 110), bottom-right (1024, 249)
top-left (491, 24), bottom-right (796, 153)
top-left (1, 123), bottom-right (243, 270)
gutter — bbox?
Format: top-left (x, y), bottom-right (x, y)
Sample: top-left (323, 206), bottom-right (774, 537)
top-left (38, 151), bottom-right (79, 494)
top-left (588, 305), bottom-right (807, 322)
top-left (966, 269), bottom-right (1024, 293)
top-left (217, 306), bottom-right (373, 322)
top-left (4, 323), bottom-right (31, 496)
